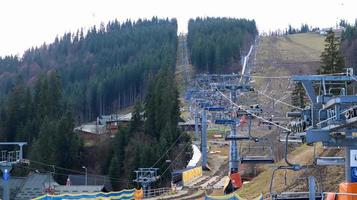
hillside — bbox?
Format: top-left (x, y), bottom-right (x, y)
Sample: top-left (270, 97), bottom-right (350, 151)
top-left (237, 33), bottom-right (345, 198)
top-left (187, 17), bottom-right (257, 73)
top-left (253, 33), bottom-right (324, 116)
top-left (0, 18), bottom-right (178, 122)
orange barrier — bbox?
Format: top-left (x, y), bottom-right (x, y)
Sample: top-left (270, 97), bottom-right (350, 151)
top-left (230, 172), bottom-right (242, 189)
top-left (325, 192), bottom-right (336, 200)
top-left (338, 182), bottom-right (357, 200)
top-left (134, 188), bottom-right (144, 200)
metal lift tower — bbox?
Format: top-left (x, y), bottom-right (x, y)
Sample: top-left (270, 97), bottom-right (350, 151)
top-left (0, 142), bottom-right (27, 200)
top-left (134, 168), bottom-right (159, 198)
top-left (292, 68), bottom-right (357, 193)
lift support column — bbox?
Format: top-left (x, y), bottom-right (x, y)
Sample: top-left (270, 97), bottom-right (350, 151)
top-left (229, 122), bottom-right (239, 173)
top-left (194, 108), bottom-right (199, 143)
top-left (201, 109), bottom-right (208, 169)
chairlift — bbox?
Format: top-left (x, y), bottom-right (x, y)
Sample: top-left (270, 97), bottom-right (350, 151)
top-left (315, 157), bottom-right (345, 166)
top-left (270, 167), bottom-right (323, 200)
top-left (279, 131), bottom-right (304, 143)
top-left (240, 145), bottom-right (275, 164)
top-left (225, 135), bottom-right (259, 142)
top-left (215, 119), bottom-right (235, 125)
top-left (313, 145), bottom-right (345, 166)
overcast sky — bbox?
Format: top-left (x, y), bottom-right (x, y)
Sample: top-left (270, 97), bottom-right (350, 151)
top-left (0, 0), bottom-right (356, 57)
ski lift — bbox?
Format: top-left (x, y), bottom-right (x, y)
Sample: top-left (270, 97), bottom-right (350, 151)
top-left (269, 167), bottom-right (323, 200)
top-left (225, 115), bottom-right (259, 142)
top-left (239, 115), bottom-right (274, 164)
top-left (240, 145), bottom-right (275, 164)
top-left (313, 145), bottom-right (345, 166)
top-left (279, 131), bottom-right (304, 143)
top-left (215, 119), bottom-right (235, 125)
top-left (315, 157), bottom-right (345, 166)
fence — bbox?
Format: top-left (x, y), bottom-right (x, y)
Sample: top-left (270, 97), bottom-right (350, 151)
top-left (144, 187), bottom-right (171, 198)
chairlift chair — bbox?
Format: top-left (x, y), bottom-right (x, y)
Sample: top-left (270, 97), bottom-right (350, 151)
top-left (315, 157), bottom-right (345, 166)
top-left (313, 145), bottom-right (345, 166)
top-left (240, 145), bottom-right (275, 164)
top-left (215, 119), bottom-right (235, 125)
top-left (279, 131), bottom-right (304, 143)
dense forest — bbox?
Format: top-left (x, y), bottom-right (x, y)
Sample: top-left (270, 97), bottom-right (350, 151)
top-left (109, 68), bottom-right (191, 190)
top-left (187, 17), bottom-right (257, 73)
top-left (0, 17), bottom-right (178, 123)
top-left (0, 71), bottom-right (82, 183)
top-left (341, 22), bottom-right (357, 70)
top-left (0, 17), bottom-right (191, 188)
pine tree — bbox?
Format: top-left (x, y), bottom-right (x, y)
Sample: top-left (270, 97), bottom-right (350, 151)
top-left (54, 111), bottom-right (81, 183)
top-left (291, 82), bottom-right (307, 109)
top-left (129, 102), bottom-right (143, 132)
top-left (109, 156), bottom-right (120, 190)
top-left (319, 30), bottom-right (345, 74)
top-left (4, 76), bottom-right (26, 142)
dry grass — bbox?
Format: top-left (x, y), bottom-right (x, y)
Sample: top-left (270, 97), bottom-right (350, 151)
top-left (234, 32), bottom-right (345, 198)
top-left (252, 33), bottom-right (325, 117)
top-left (237, 144), bottom-right (323, 199)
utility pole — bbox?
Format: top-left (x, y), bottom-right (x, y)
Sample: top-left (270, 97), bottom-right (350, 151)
top-left (82, 166), bottom-right (88, 186)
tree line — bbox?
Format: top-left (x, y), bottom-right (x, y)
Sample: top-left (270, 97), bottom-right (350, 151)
top-left (187, 17), bottom-right (258, 73)
top-left (0, 17), bottom-right (178, 123)
top-left (341, 21), bottom-right (357, 70)
top-left (0, 17), bottom-right (190, 188)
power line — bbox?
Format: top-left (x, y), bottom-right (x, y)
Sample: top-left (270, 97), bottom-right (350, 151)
top-left (160, 141), bottom-right (191, 177)
top-left (18, 165), bottom-right (131, 184)
top-left (28, 159), bottom-right (132, 183)
top-left (150, 131), bottom-right (186, 168)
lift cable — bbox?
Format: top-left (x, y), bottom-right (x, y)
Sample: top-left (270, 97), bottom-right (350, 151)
top-left (215, 89), bottom-right (292, 132)
top-left (255, 89), bottom-right (303, 111)
top-left (159, 141), bottom-right (191, 178)
top-left (150, 131), bottom-right (186, 168)
top-left (245, 72), bottom-right (345, 80)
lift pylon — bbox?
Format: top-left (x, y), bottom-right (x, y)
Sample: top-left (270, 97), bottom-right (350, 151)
top-left (0, 142), bottom-right (27, 200)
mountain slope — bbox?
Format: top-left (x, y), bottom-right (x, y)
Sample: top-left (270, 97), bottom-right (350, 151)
top-left (0, 18), bottom-right (178, 122)
top-left (237, 33), bottom-right (346, 198)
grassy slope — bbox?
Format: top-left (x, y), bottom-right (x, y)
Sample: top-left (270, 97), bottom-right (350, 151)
top-left (253, 33), bottom-right (324, 117)
top-left (237, 33), bottom-right (344, 198)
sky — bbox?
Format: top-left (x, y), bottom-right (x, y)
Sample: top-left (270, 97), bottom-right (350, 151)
top-left (0, 0), bottom-right (356, 57)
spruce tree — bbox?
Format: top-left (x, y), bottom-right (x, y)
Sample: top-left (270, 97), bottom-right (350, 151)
top-left (109, 156), bottom-right (120, 190)
top-left (129, 102), bottom-right (143, 132)
top-left (291, 82), bottom-right (307, 109)
top-left (319, 30), bottom-right (345, 74)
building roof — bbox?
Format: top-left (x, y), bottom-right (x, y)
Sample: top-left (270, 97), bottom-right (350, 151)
top-left (74, 124), bottom-right (106, 134)
top-left (54, 185), bottom-right (104, 194)
top-left (0, 177), bottom-right (26, 198)
top-left (99, 113), bottom-right (133, 124)
top-left (15, 173), bottom-right (57, 200)
top-left (68, 174), bottom-right (112, 191)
